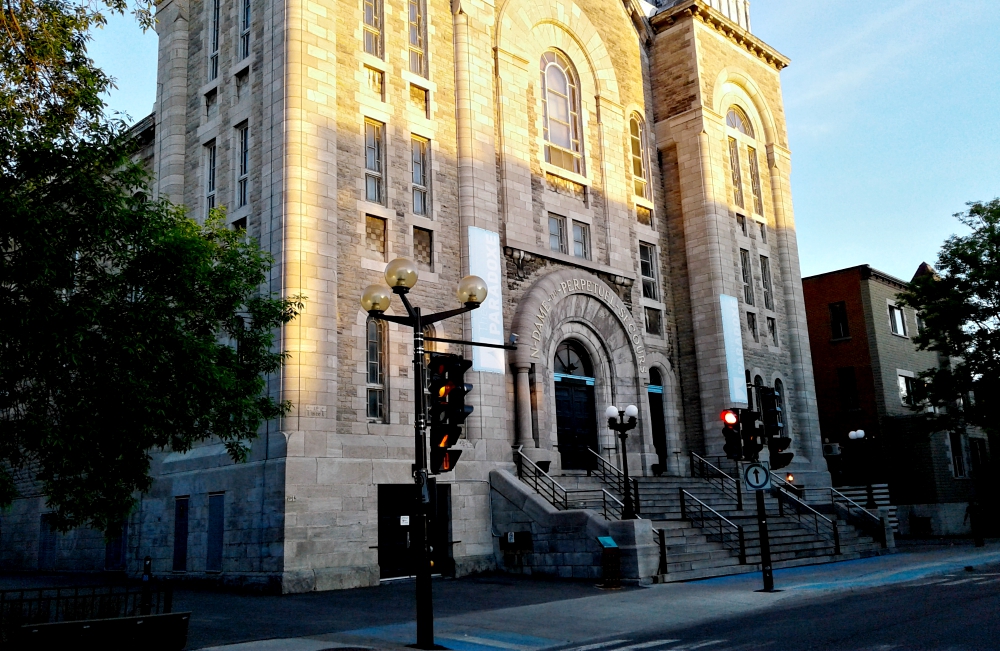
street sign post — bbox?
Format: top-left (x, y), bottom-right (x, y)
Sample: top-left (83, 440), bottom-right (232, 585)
top-left (741, 461), bottom-right (776, 592)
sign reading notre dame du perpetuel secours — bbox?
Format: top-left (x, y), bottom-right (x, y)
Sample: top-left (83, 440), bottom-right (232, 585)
top-left (468, 227), bottom-right (505, 374)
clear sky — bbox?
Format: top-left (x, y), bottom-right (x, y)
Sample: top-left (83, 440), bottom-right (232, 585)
top-left (89, 0), bottom-right (999, 282)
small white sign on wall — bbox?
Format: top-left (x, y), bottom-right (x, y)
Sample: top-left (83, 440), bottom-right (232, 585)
top-left (400, 515), bottom-right (410, 526)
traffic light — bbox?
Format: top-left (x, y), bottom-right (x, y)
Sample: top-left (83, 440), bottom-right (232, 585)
top-left (741, 413), bottom-right (763, 461)
top-left (759, 387), bottom-right (794, 470)
top-left (427, 353), bottom-right (474, 474)
top-left (721, 409), bottom-right (742, 460)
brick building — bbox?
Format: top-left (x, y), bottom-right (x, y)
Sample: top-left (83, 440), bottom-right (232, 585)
top-left (2, 0), bottom-right (832, 588)
top-left (803, 264), bottom-right (993, 536)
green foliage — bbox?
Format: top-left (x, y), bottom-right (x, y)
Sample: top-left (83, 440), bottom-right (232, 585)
top-left (0, 127), bottom-right (302, 533)
top-left (897, 199), bottom-right (1000, 434)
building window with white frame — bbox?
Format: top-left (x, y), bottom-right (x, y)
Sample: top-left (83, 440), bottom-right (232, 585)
top-left (365, 119), bottom-right (384, 204)
top-left (205, 141), bottom-right (217, 216)
top-left (236, 124), bottom-right (249, 208)
top-left (411, 135), bottom-right (429, 215)
top-left (949, 431), bottom-right (967, 478)
top-left (408, 0), bottom-right (426, 75)
top-left (898, 374), bottom-right (918, 406)
top-left (240, 0), bottom-right (251, 60)
top-left (889, 304), bottom-right (907, 336)
top-left (209, 0), bottom-right (220, 80)
top-left (629, 114), bottom-right (649, 199)
top-left (639, 243), bottom-right (659, 301)
top-left (363, 0), bottom-right (383, 58)
top-left (366, 317), bottom-right (386, 421)
top-left (740, 248), bottom-right (755, 306)
top-left (548, 214), bottom-right (567, 254)
top-left (572, 221), bottom-right (590, 260)
top-left (540, 50), bottom-right (584, 175)
top-left (760, 255), bottom-right (774, 310)
top-left (727, 107), bottom-right (758, 212)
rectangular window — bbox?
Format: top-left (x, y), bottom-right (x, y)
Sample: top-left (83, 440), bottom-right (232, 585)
top-left (410, 85), bottom-right (429, 118)
top-left (644, 307), bottom-right (662, 336)
top-left (728, 137), bottom-right (744, 208)
top-left (898, 374), bottom-right (917, 406)
top-left (747, 311), bottom-right (758, 342)
top-left (206, 493), bottom-right (224, 573)
top-left (364, 119), bottom-right (384, 204)
top-left (205, 141), bottom-right (217, 217)
top-left (736, 213), bottom-right (747, 236)
top-left (838, 367), bottom-right (860, 410)
top-left (367, 66), bottom-right (384, 100)
top-left (639, 243), bottom-right (659, 301)
top-left (363, 0), bottom-right (382, 58)
top-left (172, 497), bottom-right (189, 572)
top-left (830, 301), bottom-right (850, 339)
top-left (240, 0), bottom-right (251, 59)
top-left (209, 0), bottom-right (220, 80)
top-left (889, 304), bottom-right (907, 336)
top-left (740, 248), bottom-right (755, 306)
top-left (414, 227), bottom-right (433, 272)
top-left (365, 215), bottom-right (386, 259)
top-left (916, 313), bottom-right (926, 333)
top-left (760, 255), bottom-right (774, 310)
top-left (636, 205), bottom-right (652, 226)
top-left (411, 136), bottom-right (429, 215)
top-left (767, 316), bottom-right (778, 347)
top-left (748, 145), bottom-right (763, 215)
top-left (408, 0), bottom-right (425, 75)
top-left (205, 89), bottom-right (218, 120)
top-left (572, 221), bottom-right (590, 259)
top-left (949, 431), bottom-right (967, 478)
top-left (759, 222), bottom-right (767, 244)
top-left (367, 318), bottom-right (386, 421)
top-left (104, 521), bottom-right (128, 571)
top-left (237, 124), bottom-right (249, 208)
top-left (548, 214), bottom-right (567, 254)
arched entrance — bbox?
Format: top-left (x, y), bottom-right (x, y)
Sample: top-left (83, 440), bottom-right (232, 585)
top-left (647, 368), bottom-right (667, 472)
top-left (553, 340), bottom-right (598, 470)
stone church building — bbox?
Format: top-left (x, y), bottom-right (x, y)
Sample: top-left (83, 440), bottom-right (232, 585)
top-left (1, 0), bottom-right (833, 590)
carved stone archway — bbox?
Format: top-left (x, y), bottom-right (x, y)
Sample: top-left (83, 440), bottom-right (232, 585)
top-left (511, 269), bottom-right (652, 471)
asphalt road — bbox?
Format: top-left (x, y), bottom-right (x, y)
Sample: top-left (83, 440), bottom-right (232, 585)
top-left (550, 564), bottom-right (1000, 651)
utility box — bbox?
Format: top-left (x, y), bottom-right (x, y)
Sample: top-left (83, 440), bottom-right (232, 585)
top-left (597, 536), bottom-right (620, 588)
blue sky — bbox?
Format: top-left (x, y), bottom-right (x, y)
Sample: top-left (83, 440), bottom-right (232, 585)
top-left (89, 0), bottom-right (999, 282)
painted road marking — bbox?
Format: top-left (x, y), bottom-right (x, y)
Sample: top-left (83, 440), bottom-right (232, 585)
top-left (610, 640), bottom-right (681, 651)
top-left (341, 622), bottom-right (562, 651)
top-left (667, 641), bottom-right (726, 650)
top-left (564, 641), bottom-right (631, 651)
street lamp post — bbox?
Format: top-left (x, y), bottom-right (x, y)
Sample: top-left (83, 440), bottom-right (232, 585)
top-left (605, 404), bottom-right (639, 520)
top-left (361, 259), bottom-right (488, 650)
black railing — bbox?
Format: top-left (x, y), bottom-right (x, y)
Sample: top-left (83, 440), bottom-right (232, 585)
top-left (830, 487), bottom-right (887, 548)
top-left (772, 485), bottom-right (841, 555)
top-left (587, 449), bottom-right (640, 516)
top-left (514, 447), bottom-right (624, 520)
top-left (655, 528), bottom-right (668, 576)
top-left (679, 489), bottom-right (746, 564)
top-left (0, 583), bottom-right (173, 644)
top-left (690, 452), bottom-right (743, 510)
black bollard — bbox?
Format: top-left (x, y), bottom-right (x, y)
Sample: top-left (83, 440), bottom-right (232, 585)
top-left (141, 555), bottom-right (153, 615)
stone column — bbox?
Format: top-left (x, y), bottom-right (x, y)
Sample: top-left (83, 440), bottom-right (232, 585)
top-left (514, 363), bottom-right (533, 448)
top-left (153, 0), bottom-right (189, 204)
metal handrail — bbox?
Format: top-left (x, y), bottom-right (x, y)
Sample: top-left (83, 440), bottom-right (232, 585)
top-left (679, 489), bottom-right (746, 564)
top-left (513, 447), bottom-right (623, 520)
top-left (587, 449), bottom-right (640, 515)
top-left (830, 487), bottom-right (887, 548)
top-left (771, 484), bottom-right (841, 555)
top-left (690, 452), bottom-right (743, 510)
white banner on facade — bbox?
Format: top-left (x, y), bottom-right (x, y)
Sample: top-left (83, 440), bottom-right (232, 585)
top-left (468, 227), bottom-right (505, 374)
top-left (720, 294), bottom-right (748, 404)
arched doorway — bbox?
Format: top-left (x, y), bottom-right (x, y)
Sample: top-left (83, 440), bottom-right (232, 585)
top-left (553, 340), bottom-right (598, 470)
top-left (648, 368), bottom-right (667, 472)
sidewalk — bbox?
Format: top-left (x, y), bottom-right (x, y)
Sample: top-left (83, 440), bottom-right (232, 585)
top-left (193, 542), bottom-right (1000, 651)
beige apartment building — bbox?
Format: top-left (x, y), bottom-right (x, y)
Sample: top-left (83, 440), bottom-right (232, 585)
top-left (0, 0), bottom-right (834, 590)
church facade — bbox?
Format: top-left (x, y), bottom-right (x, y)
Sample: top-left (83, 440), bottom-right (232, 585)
top-left (1, 0), bottom-right (831, 591)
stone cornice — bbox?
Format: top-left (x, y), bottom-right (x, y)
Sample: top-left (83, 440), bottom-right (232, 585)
top-left (650, 0), bottom-right (790, 71)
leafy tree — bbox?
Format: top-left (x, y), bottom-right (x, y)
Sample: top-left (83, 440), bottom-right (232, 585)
top-left (1, 0), bottom-right (302, 533)
top-left (897, 199), bottom-right (1000, 436)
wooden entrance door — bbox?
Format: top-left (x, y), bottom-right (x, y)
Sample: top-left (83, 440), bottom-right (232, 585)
top-left (555, 380), bottom-right (598, 470)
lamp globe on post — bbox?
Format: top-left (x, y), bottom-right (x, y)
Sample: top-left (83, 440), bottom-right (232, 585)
top-left (624, 404), bottom-right (639, 422)
top-left (605, 405), bottom-right (620, 425)
top-left (456, 275), bottom-right (488, 307)
top-left (361, 284), bottom-right (392, 314)
top-left (385, 258), bottom-right (419, 293)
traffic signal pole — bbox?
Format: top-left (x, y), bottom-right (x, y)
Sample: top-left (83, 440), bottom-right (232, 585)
top-left (410, 305), bottom-right (435, 649)
top-left (755, 488), bottom-right (775, 592)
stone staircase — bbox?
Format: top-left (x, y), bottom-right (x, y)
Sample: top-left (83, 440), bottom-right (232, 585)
top-left (555, 470), bottom-right (887, 582)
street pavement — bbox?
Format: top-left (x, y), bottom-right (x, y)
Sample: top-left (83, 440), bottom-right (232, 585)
top-left (188, 542), bottom-right (1000, 651)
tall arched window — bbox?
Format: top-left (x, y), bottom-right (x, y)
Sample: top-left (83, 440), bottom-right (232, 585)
top-left (366, 317), bottom-right (387, 421)
top-left (726, 105), bottom-right (764, 215)
top-left (629, 114), bottom-right (649, 199)
top-left (541, 51), bottom-right (584, 175)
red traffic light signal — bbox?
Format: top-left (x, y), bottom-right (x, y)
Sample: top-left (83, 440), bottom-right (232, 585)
top-left (721, 410), bottom-right (742, 460)
top-left (721, 409), bottom-right (739, 425)
top-left (426, 353), bottom-right (474, 474)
